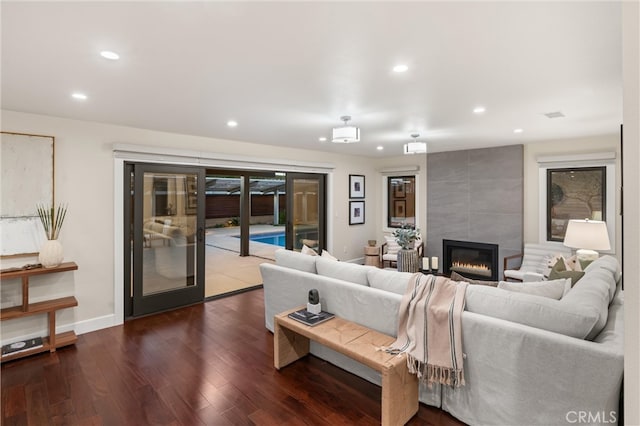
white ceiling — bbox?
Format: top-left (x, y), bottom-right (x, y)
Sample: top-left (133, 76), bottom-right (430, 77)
top-left (1, 2), bottom-right (622, 157)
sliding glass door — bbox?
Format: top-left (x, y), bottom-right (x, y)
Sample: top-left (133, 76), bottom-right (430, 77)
top-left (128, 163), bottom-right (205, 317)
top-left (286, 173), bottom-right (326, 252)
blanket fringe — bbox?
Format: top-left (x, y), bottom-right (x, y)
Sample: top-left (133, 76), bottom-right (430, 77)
top-left (406, 354), bottom-right (465, 387)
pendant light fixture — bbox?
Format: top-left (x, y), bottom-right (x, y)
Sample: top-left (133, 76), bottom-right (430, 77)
top-left (332, 116), bottom-right (360, 143)
top-left (403, 133), bottom-right (427, 154)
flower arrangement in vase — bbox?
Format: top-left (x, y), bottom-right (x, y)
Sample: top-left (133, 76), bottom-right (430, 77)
top-left (392, 224), bottom-right (421, 272)
top-left (36, 203), bottom-right (68, 268)
top-left (392, 223), bottom-right (421, 250)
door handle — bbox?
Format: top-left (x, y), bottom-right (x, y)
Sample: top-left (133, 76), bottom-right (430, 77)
top-left (197, 227), bottom-right (204, 242)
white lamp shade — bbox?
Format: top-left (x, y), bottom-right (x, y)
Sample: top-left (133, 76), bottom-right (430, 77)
top-left (403, 142), bottom-right (427, 154)
top-left (563, 219), bottom-right (611, 251)
top-left (332, 126), bottom-right (360, 143)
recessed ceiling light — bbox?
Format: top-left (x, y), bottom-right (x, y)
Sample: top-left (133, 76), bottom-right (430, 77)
top-left (513, 128), bottom-right (524, 134)
top-left (71, 93), bottom-right (87, 100)
top-left (393, 64), bottom-right (408, 73)
top-left (100, 50), bottom-right (120, 60)
top-left (473, 106), bottom-right (486, 114)
top-left (318, 137), bottom-right (327, 142)
top-left (377, 146), bottom-right (384, 151)
top-left (227, 120), bottom-right (238, 127)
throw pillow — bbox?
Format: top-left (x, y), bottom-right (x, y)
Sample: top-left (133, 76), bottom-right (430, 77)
top-left (497, 278), bottom-right (570, 300)
top-left (321, 250), bottom-right (338, 261)
top-left (450, 271), bottom-right (498, 287)
top-left (383, 235), bottom-right (401, 255)
top-left (549, 268), bottom-right (585, 287)
top-left (546, 254), bottom-right (570, 270)
top-left (301, 244), bottom-right (318, 256)
top-left (565, 255), bottom-right (583, 272)
top-left (551, 257), bottom-right (566, 272)
top-left (548, 257), bottom-right (585, 286)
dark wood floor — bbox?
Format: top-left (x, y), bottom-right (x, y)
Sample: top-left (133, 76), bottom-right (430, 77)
top-left (1, 288), bottom-right (466, 425)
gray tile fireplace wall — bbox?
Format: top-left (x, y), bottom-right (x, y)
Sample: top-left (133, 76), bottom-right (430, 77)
top-left (427, 145), bottom-right (523, 280)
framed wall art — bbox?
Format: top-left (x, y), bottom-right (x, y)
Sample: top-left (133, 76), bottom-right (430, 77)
top-left (349, 201), bottom-right (365, 225)
top-left (393, 181), bottom-right (405, 198)
top-left (185, 175), bottom-right (198, 215)
top-left (394, 200), bottom-right (406, 218)
top-left (1, 132), bottom-right (55, 256)
top-left (349, 174), bottom-right (365, 199)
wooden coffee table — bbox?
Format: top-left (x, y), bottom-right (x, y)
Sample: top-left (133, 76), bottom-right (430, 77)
top-left (274, 307), bottom-right (418, 426)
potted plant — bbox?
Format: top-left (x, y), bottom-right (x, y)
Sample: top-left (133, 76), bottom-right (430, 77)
top-left (36, 203), bottom-right (68, 268)
top-left (393, 224), bottom-right (421, 272)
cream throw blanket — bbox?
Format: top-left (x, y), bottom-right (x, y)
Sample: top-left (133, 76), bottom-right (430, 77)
top-left (385, 273), bottom-right (468, 387)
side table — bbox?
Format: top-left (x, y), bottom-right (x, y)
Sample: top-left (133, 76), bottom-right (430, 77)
top-left (364, 245), bottom-right (381, 267)
top-left (274, 308), bottom-right (418, 426)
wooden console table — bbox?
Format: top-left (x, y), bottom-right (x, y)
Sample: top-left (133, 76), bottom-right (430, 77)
top-left (1, 262), bottom-right (78, 362)
top-left (274, 308), bottom-right (418, 426)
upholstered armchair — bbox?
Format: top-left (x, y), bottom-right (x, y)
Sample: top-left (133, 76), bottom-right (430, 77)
top-left (503, 242), bottom-right (571, 281)
top-left (380, 236), bottom-right (424, 268)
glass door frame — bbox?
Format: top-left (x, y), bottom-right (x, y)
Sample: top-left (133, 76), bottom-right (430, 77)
top-left (124, 162), bottom-right (206, 318)
top-left (206, 169), bottom-right (287, 256)
top-left (286, 173), bottom-right (326, 252)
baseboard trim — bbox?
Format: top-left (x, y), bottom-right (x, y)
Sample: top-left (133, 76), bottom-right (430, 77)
top-left (0, 314), bottom-right (117, 346)
top-left (74, 314), bottom-right (119, 335)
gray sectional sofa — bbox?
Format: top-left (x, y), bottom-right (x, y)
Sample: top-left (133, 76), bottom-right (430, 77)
top-left (260, 249), bottom-right (624, 426)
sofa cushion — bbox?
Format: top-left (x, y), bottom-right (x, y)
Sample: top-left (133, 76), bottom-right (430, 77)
top-left (583, 255), bottom-right (620, 301)
top-left (563, 257), bottom-right (618, 340)
top-left (450, 271), bottom-right (498, 287)
top-left (367, 268), bottom-right (413, 295)
top-left (465, 256), bottom-right (620, 339)
top-left (497, 278), bottom-right (570, 300)
top-left (315, 256), bottom-right (373, 286)
top-left (275, 249), bottom-right (317, 274)
top-left (465, 286), bottom-right (592, 339)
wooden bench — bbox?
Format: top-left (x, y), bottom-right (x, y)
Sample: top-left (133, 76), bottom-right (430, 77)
top-left (274, 308), bottom-right (418, 426)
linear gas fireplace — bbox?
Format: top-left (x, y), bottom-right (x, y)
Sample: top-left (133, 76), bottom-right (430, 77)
top-left (443, 239), bottom-right (499, 281)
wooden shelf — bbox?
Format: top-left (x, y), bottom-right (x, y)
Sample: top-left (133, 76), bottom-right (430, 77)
top-left (1, 296), bottom-right (78, 320)
top-left (1, 262), bottom-right (78, 363)
top-left (0, 261), bottom-right (78, 280)
top-left (0, 331), bottom-right (77, 362)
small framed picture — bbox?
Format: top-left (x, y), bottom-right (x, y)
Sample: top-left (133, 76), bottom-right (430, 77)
top-left (394, 200), bottom-right (406, 218)
top-left (349, 201), bottom-right (365, 225)
top-left (349, 174), bottom-right (365, 199)
top-left (393, 181), bottom-right (405, 198)
top-left (185, 175), bottom-right (198, 215)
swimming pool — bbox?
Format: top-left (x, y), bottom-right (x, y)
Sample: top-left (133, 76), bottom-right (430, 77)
top-left (241, 231), bottom-right (286, 247)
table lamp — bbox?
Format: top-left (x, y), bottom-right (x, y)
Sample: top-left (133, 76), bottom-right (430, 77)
top-left (563, 219), bottom-right (611, 264)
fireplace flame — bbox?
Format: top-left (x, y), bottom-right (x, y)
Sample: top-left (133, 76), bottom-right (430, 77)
top-left (451, 261), bottom-right (492, 277)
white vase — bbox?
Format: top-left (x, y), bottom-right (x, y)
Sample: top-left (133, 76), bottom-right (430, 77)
top-left (39, 239), bottom-right (64, 268)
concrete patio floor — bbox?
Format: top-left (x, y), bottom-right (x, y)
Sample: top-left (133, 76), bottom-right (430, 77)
top-left (204, 225), bottom-right (281, 297)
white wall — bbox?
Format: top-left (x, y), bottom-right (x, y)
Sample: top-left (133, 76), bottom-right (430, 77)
top-left (622, 1), bottom-right (639, 423)
top-left (523, 134), bottom-right (621, 255)
top-left (0, 110), bottom-right (384, 341)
